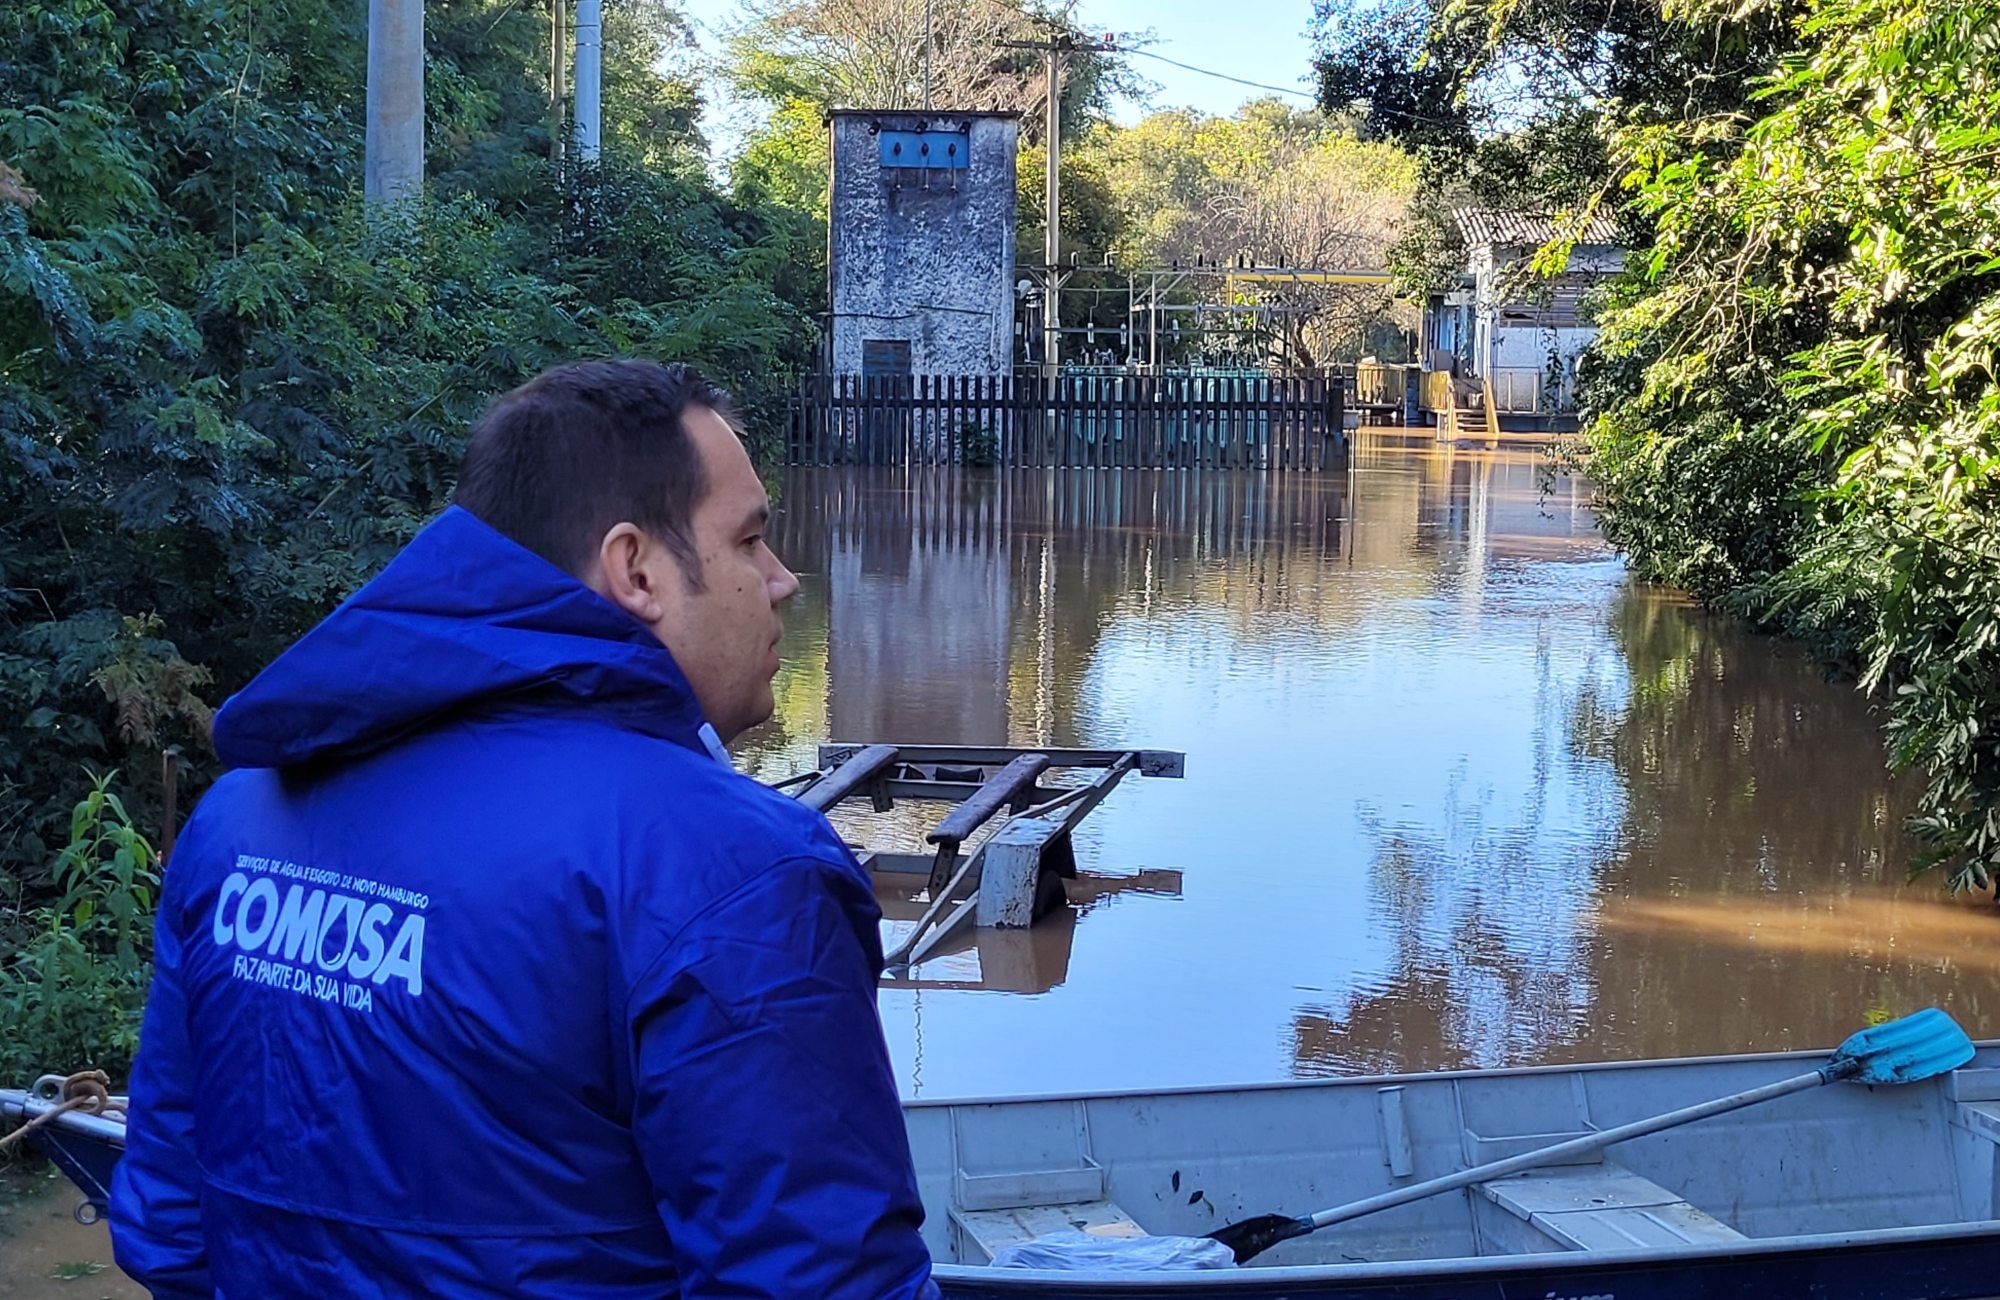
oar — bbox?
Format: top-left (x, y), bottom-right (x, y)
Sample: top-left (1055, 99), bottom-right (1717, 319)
top-left (1211, 1008), bottom-right (1975, 1265)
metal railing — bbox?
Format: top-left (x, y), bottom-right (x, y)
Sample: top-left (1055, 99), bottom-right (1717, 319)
top-left (787, 372), bottom-right (1347, 470)
top-left (1487, 368), bottom-right (1546, 414)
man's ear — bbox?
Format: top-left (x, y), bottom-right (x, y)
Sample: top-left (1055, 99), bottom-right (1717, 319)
top-left (596, 522), bottom-right (666, 624)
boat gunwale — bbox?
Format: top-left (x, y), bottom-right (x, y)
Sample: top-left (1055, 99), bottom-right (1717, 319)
top-left (14, 1042), bottom-right (2000, 1286)
top-left (901, 1037), bottom-right (2000, 1109)
top-left (928, 1217), bottom-right (2000, 1289)
top-left (0, 1089), bottom-right (128, 1143)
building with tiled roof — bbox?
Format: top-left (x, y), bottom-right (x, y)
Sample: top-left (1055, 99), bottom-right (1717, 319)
top-left (1419, 208), bottom-right (1627, 431)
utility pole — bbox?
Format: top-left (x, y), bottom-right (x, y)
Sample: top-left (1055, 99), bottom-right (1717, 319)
top-left (574, 0), bottom-right (602, 161)
top-left (1042, 40), bottom-right (1060, 377)
top-left (364, 0), bottom-right (424, 205)
top-left (1000, 29), bottom-right (1116, 381)
top-left (551, 0), bottom-right (566, 163)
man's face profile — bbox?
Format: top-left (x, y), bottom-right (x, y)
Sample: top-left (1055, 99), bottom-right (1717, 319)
top-left (589, 407), bottom-right (799, 742)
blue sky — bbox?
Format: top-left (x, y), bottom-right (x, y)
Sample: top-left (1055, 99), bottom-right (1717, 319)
top-left (678, 0), bottom-right (1326, 156)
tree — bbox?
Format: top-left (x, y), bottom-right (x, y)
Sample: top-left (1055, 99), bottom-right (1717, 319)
top-left (1587, 0), bottom-right (2000, 891)
top-left (0, 0), bottom-right (814, 932)
top-left (1308, 0), bottom-right (1797, 300)
top-left (1077, 102), bottom-right (1418, 366)
top-left (1317, 0), bottom-right (2000, 891)
top-left (727, 0), bottom-right (1043, 114)
top-left (720, 0), bottom-right (1148, 233)
top-left (732, 97), bottom-right (832, 220)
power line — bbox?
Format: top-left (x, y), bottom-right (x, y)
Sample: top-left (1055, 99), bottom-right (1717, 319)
top-left (1120, 48), bottom-right (1315, 101)
top-left (964, 0), bottom-right (1316, 106)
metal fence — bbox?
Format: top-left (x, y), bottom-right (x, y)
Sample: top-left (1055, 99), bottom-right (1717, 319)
top-left (787, 372), bottom-right (1346, 470)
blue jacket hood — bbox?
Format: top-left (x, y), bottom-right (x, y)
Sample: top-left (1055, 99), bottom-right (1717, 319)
top-left (213, 506), bottom-right (711, 768)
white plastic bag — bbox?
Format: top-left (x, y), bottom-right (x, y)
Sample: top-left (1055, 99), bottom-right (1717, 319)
top-left (988, 1230), bottom-right (1239, 1272)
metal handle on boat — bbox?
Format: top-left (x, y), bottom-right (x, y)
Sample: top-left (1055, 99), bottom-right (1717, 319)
top-left (1211, 1008), bottom-right (1975, 1264)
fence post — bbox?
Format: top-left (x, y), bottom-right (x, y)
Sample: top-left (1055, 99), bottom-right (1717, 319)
top-left (870, 374), bottom-right (884, 466)
top-left (1006, 373), bottom-right (1020, 467)
top-left (1142, 373), bottom-right (1157, 468)
top-left (788, 372), bottom-right (801, 464)
top-left (1314, 375), bottom-right (1328, 471)
top-left (808, 370), bottom-right (824, 466)
top-left (972, 373), bottom-right (984, 467)
top-left (1059, 374), bottom-right (1074, 468)
top-left (1231, 374), bottom-right (1247, 468)
top-left (1301, 375), bottom-right (1312, 470)
top-left (1338, 373), bottom-right (1349, 460)
top-left (1097, 373), bottom-right (1109, 469)
top-left (808, 371), bottom-right (821, 466)
top-left (982, 373), bottom-right (994, 466)
top-left (1285, 375), bottom-right (1299, 470)
top-left (852, 373), bottom-right (863, 466)
top-left (1005, 373), bottom-right (1020, 467)
top-left (1010, 373), bottom-right (1026, 467)
top-left (945, 373), bottom-right (957, 467)
top-left (829, 373), bottom-right (842, 464)
top-left (1269, 375), bottom-right (1280, 471)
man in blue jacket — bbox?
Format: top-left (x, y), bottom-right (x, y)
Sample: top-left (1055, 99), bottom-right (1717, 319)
top-left (110, 360), bottom-right (940, 1298)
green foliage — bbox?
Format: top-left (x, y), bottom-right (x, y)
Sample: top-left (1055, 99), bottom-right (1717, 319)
top-left (0, 773), bottom-right (160, 1081)
top-left (1323, 0), bottom-right (2000, 890)
top-left (1014, 140), bottom-right (1125, 267)
top-left (732, 97), bottom-right (832, 221)
top-left (1589, 0), bottom-right (2000, 889)
top-left (719, 0), bottom-right (1147, 282)
top-left (1070, 102), bottom-right (1418, 366)
top-left (1310, 0), bottom-right (1793, 299)
top-left (722, 0), bottom-right (1140, 133)
top-left (0, 0), bottom-right (817, 927)
top-left (953, 418), bottom-right (998, 467)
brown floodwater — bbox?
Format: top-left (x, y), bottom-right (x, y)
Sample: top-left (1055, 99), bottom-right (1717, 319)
top-left (736, 436), bottom-right (2000, 1099)
top-left (9, 436), bottom-right (1999, 1288)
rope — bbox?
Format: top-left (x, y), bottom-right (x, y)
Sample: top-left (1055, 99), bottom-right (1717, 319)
top-left (0, 1071), bottom-right (123, 1153)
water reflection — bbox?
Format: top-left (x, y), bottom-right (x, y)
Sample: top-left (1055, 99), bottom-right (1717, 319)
top-left (736, 440), bottom-right (2000, 1098)
top-left (872, 864), bottom-right (1184, 995)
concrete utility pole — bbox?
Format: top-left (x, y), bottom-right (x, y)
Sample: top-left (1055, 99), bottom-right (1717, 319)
top-left (364, 0), bottom-right (424, 204)
top-left (1043, 42), bottom-right (1060, 376)
top-left (551, 0), bottom-right (567, 163)
top-left (573, 0), bottom-right (602, 161)
top-left (1000, 30), bottom-right (1117, 379)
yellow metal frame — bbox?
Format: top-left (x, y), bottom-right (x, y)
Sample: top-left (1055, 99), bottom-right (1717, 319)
top-left (1224, 268), bottom-right (1394, 300)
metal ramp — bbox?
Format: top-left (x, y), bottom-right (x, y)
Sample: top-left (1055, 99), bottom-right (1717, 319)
top-left (780, 744), bottom-right (1184, 972)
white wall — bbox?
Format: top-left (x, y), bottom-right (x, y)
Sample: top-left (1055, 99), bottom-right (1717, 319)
top-left (1468, 240), bottom-right (1620, 408)
top-left (828, 113), bottom-right (1019, 377)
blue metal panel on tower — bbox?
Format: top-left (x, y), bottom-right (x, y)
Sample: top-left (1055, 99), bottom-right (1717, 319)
top-left (879, 130), bottom-right (969, 169)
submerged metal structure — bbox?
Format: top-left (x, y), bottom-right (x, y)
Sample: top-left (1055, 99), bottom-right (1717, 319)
top-left (779, 743), bottom-right (1185, 972)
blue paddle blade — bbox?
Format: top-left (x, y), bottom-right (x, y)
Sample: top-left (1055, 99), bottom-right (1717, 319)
top-left (1830, 1008), bottom-right (1975, 1085)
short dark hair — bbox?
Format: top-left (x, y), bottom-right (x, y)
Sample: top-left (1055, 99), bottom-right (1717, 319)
top-left (453, 359), bottom-right (734, 580)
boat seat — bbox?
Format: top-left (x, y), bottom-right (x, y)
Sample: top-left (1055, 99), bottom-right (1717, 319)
top-left (949, 1199), bottom-right (1147, 1265)
top-left (1958, 1100), bottom-right (2000, 1145)
top-left (1950, 1068), bottom-right (2000, 1144)
top-left (1478, 1163), bottom-right (1745, 1253)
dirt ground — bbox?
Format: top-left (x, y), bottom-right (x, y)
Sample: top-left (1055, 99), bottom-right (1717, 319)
top-left (0, 1168), bottom-right (140, 1300)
